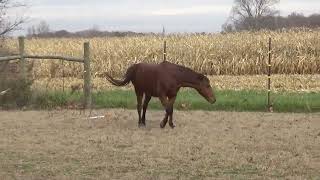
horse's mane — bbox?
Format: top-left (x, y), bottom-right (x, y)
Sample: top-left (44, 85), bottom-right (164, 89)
top-left (162, 61), bottom-right (203, 79)
top-left (162, 61), bottom-right (196, 73)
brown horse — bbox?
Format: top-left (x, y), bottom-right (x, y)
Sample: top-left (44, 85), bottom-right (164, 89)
top-left (105, 61), bottom-right (216, 128)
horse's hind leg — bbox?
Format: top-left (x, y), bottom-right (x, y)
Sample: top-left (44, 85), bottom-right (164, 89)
top-left (136, 92), bottom-right (143, 127)
top-left (142, 95), bottom-right (151, 126)
top-left (167, 96), bottom-right (177, 129)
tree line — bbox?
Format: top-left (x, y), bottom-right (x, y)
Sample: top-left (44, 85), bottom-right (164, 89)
top-left (26, 22), bottom-right (148, 38)
top-left (223, 12), bottom-right (320, 32)
top-left (223, 0), bottom-right (320, 32)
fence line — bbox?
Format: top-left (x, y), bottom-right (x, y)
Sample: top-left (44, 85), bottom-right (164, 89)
top-left (0, 55), bottom-right (21, 62)
top-left (0, 36), bottom-right (91, 109)
top-left (1, 36), bottom-right (275, 112)
top-left (0, 55), bottom-right (84, 63)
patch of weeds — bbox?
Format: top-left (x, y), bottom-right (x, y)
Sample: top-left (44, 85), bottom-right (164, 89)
top-left (81, 166), bottom-right (105, 177)
top-left (223, 165), bottom-right (260, 176)
top-left (0, 78), bottom-right (33, 108)
top-left (14, 162), bottom-right (35, 173)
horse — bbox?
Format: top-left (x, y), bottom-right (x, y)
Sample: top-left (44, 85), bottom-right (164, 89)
top-left (105, 61), bottom-right (216, 128)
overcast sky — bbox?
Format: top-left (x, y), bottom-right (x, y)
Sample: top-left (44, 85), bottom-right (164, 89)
top-left (18, 0), bottom-right (320, 34)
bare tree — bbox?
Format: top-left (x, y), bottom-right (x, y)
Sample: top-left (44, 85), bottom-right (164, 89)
top-left (27, 20), bottom-right (50, 38)
top-left (0, 0), bottom-right (26, 37)
top-left (223, 0), bottom-right (279, 31)
top-left (36, 20), bottom-right (50, 34)
top-left (27, 25), bottom-right (36, 37)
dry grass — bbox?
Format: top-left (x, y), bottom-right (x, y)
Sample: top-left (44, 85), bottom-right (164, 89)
top-left (0, 110), bottom-right (319, 179)
top-left (32, 74), bottom-right (320, 92)
top-left (4, 29), bottom-right (320, 79)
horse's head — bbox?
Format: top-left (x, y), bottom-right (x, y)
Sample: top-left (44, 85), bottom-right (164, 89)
top-left (196, 74), bottom-right (216, 104)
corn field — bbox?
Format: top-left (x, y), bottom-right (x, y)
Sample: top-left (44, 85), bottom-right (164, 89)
top-left (5, 29), bottom-right (320, 78)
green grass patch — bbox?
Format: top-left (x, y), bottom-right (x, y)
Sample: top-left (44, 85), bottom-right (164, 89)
top-left (21, 89), bottom-right (320, 113)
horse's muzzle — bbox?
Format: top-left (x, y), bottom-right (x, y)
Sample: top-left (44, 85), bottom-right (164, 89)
top-left (208, 97), bottom-right (216, 104)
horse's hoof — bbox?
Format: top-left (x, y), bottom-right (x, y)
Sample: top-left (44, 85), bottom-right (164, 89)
top-left (169, 123), bottom-right (175, 129)
top-left (138, 123), bottom-right (146, 128)
top-left (160, 122), bottom-right (166, 129)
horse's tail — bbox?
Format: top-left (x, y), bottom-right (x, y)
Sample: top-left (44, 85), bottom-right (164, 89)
top-left (105, 65), bottom-right (136, 86)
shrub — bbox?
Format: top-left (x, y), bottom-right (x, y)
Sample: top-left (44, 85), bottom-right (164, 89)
top-left (0, 42), bottom-right (34, 108)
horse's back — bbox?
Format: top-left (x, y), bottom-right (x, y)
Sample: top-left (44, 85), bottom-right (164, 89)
top-left (134, 62), bottom-right (175, 80)
top-left (131, 62), bottom-right (177, 97)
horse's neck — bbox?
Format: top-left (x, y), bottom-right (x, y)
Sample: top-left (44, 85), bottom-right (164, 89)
top-left (177, 69), bottom-right (200, 89)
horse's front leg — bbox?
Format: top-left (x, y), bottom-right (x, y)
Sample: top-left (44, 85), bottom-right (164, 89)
top-left (168, 107), bottom-right (175, 128)
top-left (159, 96), bottom-right (176, 129)
top-left (168, 96), bottom-right (176, 128)
top-left (160, 113), bottom-right (169, 128)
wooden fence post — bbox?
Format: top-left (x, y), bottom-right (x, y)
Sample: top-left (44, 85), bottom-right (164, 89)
top-left (18, 36), bottom-right (26, 79)
top-left (267, 37), bottom-right (272, 112)
top-left (83, 42), bottom-right (91, 109)
top-left (163, 40), bottom-right (167, 61)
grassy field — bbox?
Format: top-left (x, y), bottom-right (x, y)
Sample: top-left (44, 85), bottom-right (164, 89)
top-left (0, 110), bottom-right (319, 179)
top-left (4, 29), bottom-right (320, 79)
top-left (17, 89), bottom-right (320, 113)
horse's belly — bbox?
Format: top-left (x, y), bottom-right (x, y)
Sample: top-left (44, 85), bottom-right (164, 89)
top-left (141, 82), bottom-right (159, 97)
top-left (132, 75), bottom-right (159, 97)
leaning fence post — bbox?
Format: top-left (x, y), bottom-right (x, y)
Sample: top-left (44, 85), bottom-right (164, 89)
top-left (83, 42), bottom-right (91, 109)
top-left (267, 37), bottom-right (272, 112)
top-left (18, 36), bottom-right (26, 79)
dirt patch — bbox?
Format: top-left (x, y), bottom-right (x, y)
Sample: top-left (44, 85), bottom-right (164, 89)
top-left (0, 110), bottom-right (319, 179)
